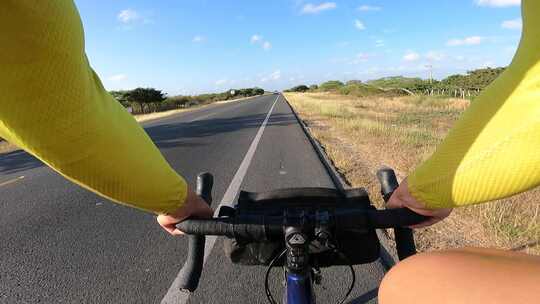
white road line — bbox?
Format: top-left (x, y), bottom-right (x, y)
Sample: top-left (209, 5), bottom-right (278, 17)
top-left (160, 95), bottom-right (280, 304)
top-left (0, 176), bottom-right (25, 187)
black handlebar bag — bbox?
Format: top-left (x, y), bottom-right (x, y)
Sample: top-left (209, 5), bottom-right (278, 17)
top-left (221, 188), bottom-right (381, 267)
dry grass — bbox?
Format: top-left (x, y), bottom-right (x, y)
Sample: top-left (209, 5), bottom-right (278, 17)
top-left (285, 92), bottom-right (540, 255)
top-left (0, 140), bottom-right (19, 155)
top-left (134, 108), bottom-right (192, 123)
top-left (134, 94), bottom-right (254, 123)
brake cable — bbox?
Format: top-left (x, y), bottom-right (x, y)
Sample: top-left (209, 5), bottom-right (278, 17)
top-left (263, 247), bottom-right (356, 304)
top-left (264, 249), bottom-right (287, 304)
top-left (334, 247), bottom-right (356, 304)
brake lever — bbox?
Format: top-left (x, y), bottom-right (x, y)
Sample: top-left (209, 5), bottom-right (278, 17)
top-left (376, 167), bottom-right (417, 260)
top-left (176, 173), bottom-right (213, 293)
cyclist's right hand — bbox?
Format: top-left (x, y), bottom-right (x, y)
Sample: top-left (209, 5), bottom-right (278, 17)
top-left (157, 189), bottom-right (214, 235)
top-left (387, 179), bottom-right (452, 228)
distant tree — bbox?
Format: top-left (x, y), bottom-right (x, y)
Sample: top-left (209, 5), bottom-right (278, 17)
top-left (288, 85), bottom-right (309, 92)
top-left (253, 87), bottom-right (265, 95)
top-left (125, 88), bottom-right (167, 104)
top-left (166, 96), bottom-right (193, 107)
top-left (367, 76), bottom-right (426, 89)
top-left (309, 84), bottom-right (318, 91)
top-left (319, 80), bottom-right (345, 91)
top-left (109, 90), bottom-right (130, 106)
top-left (440, 67), bottom-right (505, 89)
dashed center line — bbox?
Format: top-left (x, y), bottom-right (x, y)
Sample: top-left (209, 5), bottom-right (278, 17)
top-left (160, 95), bottom-right (280, 304)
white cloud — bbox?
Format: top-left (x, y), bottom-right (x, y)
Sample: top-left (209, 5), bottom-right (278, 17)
top-left (117, 9), bottom-right (153, 28)
top-left (118, 9), bottom-right (140, 23)
top-left (475, 0), bottom-right (520, 7)
top-left (251, 35), bottom-right (272, 51)
top-left (192, 35), bottom-right (205, 43)
top-left (251, 34), bottom-right (262, 44)
top-left (262, 41), bottom-right (272, 50)
top-left (501, 18), bottom-right (522, 30)
top-left (301, 2), bottom-right (337, 14)
top-left (351, 53), bottom-right (370, 64)
top-left (270, 70), bottom-right (281, 80)
top-left (403, 51), bottom-right (420, 62)
top-left (446, 36), bottom-right (484, 46)
top-left (261, 70), bottom-right (281, 82)
top-left (375, 39), bottom-right (384, 47)
top-left (425, 51), bottom-right (446, 61)
top-left (108, 74), bottom-right (127, 81)
top-left (358, 5), bottom-right (382, 11)
top-left (215, 79), bottom-right (228, 86)
top-left (354, 19), bottom-right (366, 30)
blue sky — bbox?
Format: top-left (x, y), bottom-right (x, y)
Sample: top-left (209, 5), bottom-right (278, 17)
top-left (75, 0), bottom-right (522, 95)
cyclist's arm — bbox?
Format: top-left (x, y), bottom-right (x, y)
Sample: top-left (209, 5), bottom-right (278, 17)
top-left (0, 1), bottom-right (188, 215)
top-left (407, 0), bottom-right (540, 209)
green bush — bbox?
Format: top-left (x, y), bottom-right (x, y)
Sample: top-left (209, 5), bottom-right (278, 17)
top-left (109, 90), bottom-right (130, 107)
top-left (286, 85), bottom-right (310, 92)
top-left (367, 76), bottom-right (428, 90)
top-left (125, 88), bottom-right (167, 104)
top-left (319, 80), bottom-right (345, 91)
top-left (338, 83), bottom-right (387, 97)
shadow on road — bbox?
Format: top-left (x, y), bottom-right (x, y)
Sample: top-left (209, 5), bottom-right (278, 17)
top-left (0, 112), bottom-right (296, 175)
top-left (0, 150), bottom-right (44, 175)
top-left (145, 113), bottom-right (297, 149)
top-left (346, 288), bottom-right (379, 304)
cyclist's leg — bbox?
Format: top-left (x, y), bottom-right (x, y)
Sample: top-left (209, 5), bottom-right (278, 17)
top-left (378, 247), bottom-right (540, 304)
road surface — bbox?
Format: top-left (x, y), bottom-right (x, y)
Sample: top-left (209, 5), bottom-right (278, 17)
top-left (0, 94), bottom-right (385, 303)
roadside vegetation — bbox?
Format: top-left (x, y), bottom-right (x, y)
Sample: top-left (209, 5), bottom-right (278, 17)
top-left (110, 87), bottom-right (265, 114)
top-left (284, 88), bottom-right (539, 255)
top-left (286, 66), bottom-right (506, 99)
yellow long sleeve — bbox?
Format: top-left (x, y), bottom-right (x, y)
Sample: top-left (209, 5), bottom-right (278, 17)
top-left (409, 0), bottom-right (540, 209)
top-left (0, 1), bottom-right (187, 214)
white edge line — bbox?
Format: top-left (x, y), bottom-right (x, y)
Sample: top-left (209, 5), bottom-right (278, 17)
top-left (160, 95), bottom-right (280, 304)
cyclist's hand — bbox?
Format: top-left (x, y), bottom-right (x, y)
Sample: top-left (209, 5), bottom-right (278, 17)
top-left (387, 179), bottom-right (452, 228)
top-left (157, 189), bottom-right (213, 235)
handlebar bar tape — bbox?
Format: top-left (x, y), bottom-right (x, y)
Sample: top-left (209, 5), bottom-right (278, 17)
top-left (176, 218), bottom-right (270, 241)
top-left (176, 173), bottom-right (213, 293)
top-left (376, 168), bottom-right (418, 261)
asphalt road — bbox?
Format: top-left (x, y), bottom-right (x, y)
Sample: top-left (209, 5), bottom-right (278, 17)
top-left (0, 94), bottom-right (385, 304)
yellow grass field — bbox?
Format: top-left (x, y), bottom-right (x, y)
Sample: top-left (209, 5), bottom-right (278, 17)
top-left (285, 92), bottom-right (539, 254)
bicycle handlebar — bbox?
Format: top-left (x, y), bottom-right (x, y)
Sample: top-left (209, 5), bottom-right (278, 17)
top-left (176, 208), bottom-right (427, 239)
top-left (176, 173), bottom-right (213, 293)
top-left (176, 169), bottom-right (429, 294)
top-left (377, 167), bottom-right (418, 260)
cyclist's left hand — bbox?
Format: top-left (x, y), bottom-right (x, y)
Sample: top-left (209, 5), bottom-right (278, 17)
top-left (387, 179), bottom-right (453, 228)
top-left (157, 189), bottom-right (213, 235)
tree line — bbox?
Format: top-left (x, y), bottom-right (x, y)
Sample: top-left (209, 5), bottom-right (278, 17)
top-left (110, 87), bottom-right (265, 114)
top-left (286, 67), bottom-right (506, 98)
top-left (367, 67), bottom-right (506, 97)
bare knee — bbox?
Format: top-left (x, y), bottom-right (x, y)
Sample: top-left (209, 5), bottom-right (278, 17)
top-left (379, 249), bottom-right (484, 304)
top-left (378, 248), bottom-right (540, 304)
top-left (378, 252), bottom-right (443, 304)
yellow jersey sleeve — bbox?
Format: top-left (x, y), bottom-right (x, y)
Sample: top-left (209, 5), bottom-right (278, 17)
top-left (409, 0), bottom-right (540, 209)
top-left (0, 1), bottom-right (187, 214)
